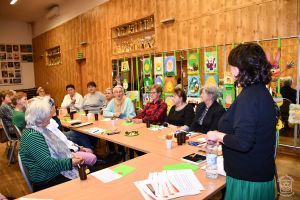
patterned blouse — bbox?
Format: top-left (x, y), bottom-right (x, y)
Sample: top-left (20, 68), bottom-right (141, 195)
top-left (135, 99), bottom-right (167, 123)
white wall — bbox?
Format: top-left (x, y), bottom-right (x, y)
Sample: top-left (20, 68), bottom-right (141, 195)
top-left (32, 0), bottom-right (108, 37)
top-left (0, 19), bottom-right (35, 90)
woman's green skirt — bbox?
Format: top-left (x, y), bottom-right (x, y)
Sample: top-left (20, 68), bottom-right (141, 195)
top-left (225, 176), bottom-right (275, 200)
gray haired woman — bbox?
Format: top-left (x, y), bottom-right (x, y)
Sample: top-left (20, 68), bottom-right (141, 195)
top-left (19, 97), bottom-right (83, 192)
top-left (190, 84), bottom-right (225, 133)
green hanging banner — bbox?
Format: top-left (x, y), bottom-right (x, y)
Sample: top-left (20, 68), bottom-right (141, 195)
top-left (143, 57), bottom-right (152, 76)
top-left (187, 49), bottom-right (200, 75)
top-left (164, 52), bottom-right (176, 76)
top-left (135, 56), bottom-right (140, 105)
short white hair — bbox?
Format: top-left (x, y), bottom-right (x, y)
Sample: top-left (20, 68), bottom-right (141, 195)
top-left (202, 84), bottom-right (219, 101)
top-left (113, 85), bottom-right (124, 94)
top-left (25, 96), bottom-right (51, 127)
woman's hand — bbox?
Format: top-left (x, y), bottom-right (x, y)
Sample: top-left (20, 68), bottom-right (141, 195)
top-left (113, 112), bottom-right (121, 118)
top-left (132, 118), bottom-right (143, 123)
top-left (72, 154), bottom-right (84, 166)
top-left (206, 131), bottom-right (225, 143)
top-left (80, 147), bottom-right (93, 153)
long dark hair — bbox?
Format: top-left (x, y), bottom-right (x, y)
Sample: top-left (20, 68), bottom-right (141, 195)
top-left (228, 43), bottom-right (272, 87)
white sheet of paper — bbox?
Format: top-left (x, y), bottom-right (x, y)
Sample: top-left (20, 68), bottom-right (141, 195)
top-left (91, 168), bottom-right (122, 183)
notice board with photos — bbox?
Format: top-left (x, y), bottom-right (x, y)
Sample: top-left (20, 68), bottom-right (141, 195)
top-left (0, 44), bottom-right (33, 85)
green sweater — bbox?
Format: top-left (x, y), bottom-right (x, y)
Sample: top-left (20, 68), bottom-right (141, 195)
top-left (13, 110), bottom-right (25, 131)
top-left (20, 128), bottom-right (72, 183)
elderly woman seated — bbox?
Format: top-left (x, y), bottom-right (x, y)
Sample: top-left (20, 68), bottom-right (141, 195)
top-left (103, 85), bottom-right (136, 119)
top-left (190, 84), bottom-right (225, 133)
top-left (20, 97), bottom-right (96, 192)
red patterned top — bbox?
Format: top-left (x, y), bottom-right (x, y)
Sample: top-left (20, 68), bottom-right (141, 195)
top-left (135, 99), bottom-right (167, 123)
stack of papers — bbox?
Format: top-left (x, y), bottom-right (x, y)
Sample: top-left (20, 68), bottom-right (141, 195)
top-left (134, 169), bottom-right (204, 200)
top-left (84, 127), bottom-right (106, 134)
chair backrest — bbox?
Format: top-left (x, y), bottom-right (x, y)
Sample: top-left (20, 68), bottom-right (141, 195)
top-left (280, 98), bottom-right (292, 115)
top-left (12, 124), bottom-right (22, 140)
top-left (18, 153), bottom-right (33, 193)
top-left (0, 118), bottom-right (12, 141)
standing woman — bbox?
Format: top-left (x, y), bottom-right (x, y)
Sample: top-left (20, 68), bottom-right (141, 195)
top-left (207, 43), bottom-right (277, 200)
top-left (167, 88), bottom-right (194, 131)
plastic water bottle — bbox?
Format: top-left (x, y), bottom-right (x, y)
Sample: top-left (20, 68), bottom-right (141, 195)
top-left (206, 141), bottom-right (218, 179)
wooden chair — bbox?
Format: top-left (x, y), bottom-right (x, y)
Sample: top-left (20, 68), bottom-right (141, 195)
top-left (0, 119), bottom-right (18, 165)
top-left (18, 153), bottom-right (34, 193)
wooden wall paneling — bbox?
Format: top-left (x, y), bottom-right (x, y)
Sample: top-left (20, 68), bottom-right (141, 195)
top-left (215, 12), bottom-right (226, 45)
top-left (140, 0), bottom-right (155, 18)
top-left (155, 0), bottom-right (167, 25)
top-left (218, 45), bottom-right (225, 80)
top-left (166, 23), bottom-right (178, 51)
top-left (175, 0), bottom-right (188, 21)
top-left (188, 0), bottom-right (201, 19)
top-left (201, 15), bottom-right (216, 47)
top-left (298, 0), bottom-right (300, 34)
top-left (240, 4), bottom-right (259, 42)
top-left (156, 26), bottom-right (168, 52)
top-left (258, 1), bottom-right (278, 39)
top-left (277, 0), bottom-right (298, 37)
top-left (177, 21), bottom-right (189, 50)
top-left (188, 19), bottom-right (202, 49)
top-left (225, 8), bottom-right (242, 44)
top-left (225, 0), bottom-right (265, 10)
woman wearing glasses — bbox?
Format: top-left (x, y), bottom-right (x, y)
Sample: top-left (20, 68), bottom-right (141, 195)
top-left (133, 84), bottom-right (167, 124)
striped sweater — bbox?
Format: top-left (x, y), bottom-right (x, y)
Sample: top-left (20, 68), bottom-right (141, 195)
top-left (20, 128), bottom-right (72, 183)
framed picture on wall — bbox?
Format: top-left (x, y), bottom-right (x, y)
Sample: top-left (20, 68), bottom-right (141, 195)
top-left (13, 79), bottom-right (21, 84)
top-left (0, 53), bottom-right (6, 61)
top-left (0, 45), bottom-right (5, 52)
top-left (21, 54), bottom-right (33, 62)
top-left (13, 53), bottom-right (20, 60)
top-left (15, 70), bottom-right (21, 78)
top-left (7, 53), bottom-right (13, 60)
top-left (1, 62), bottom-right (8, 70)
top-left (6, 45), bottom-right (12, 53)
top-left (2, 71), bottom-right (8, 78)
top-left (14, 62), bottom-right (20, 69)
top-left (20, 44), bottom-right (32, 53)
top-left (8, 62), bottom-right (13, 68)
top-left (13, 45), bottom-right (19, 52)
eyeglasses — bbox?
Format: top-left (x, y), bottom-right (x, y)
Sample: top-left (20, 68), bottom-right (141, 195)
top-left (150, 92), bottom-right (157, 94)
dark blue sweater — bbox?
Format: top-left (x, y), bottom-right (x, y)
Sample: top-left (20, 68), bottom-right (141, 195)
top-left (218, 84), bottom-right (276, 182)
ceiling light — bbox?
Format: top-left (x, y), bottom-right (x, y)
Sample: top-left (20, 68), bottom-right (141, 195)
top-left (10, 0), bottom-right (18, 5)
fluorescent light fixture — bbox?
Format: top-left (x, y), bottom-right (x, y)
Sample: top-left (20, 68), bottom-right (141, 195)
top-left (10, 0), bottom-right (18, 5)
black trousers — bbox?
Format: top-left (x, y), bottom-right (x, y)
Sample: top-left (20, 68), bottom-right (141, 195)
top-left (32, 174), bottom-right (71, 192)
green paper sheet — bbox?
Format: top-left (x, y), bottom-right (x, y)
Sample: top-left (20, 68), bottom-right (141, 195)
top-left (163, 163), bottom-right (199, 172)
top-left (60, 118), bottom-right (70, 123)
top-left (122, 121), bottom-right (134, 126)
top-left (113, 165), bottom-right (135, 176)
